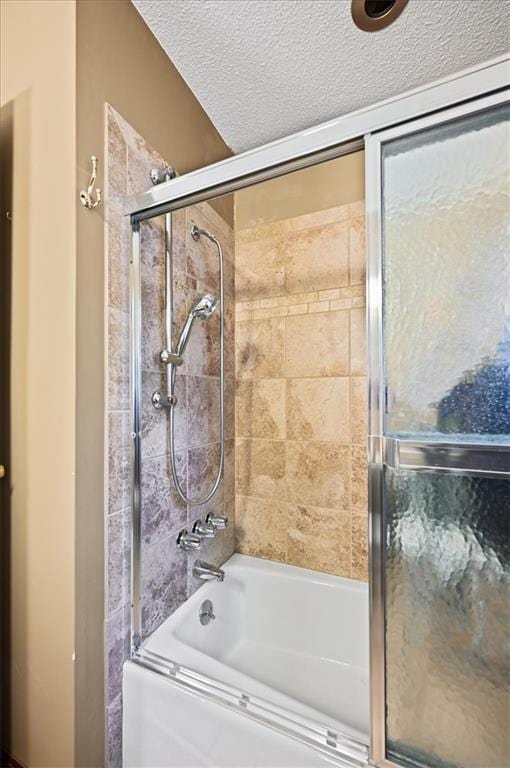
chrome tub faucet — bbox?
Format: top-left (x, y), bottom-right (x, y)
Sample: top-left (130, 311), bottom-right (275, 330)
top-left (192, 560), bottom-right (225, 582)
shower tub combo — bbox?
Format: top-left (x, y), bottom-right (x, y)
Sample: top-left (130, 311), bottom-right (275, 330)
top-left (124, 175), bottom-right (371, 765)
top-left (124, 555), bottom-right (369, 767)
top-left (126, 188), bottom-right (370, 764)
top-left (121, 64), bottom-right (510, 768)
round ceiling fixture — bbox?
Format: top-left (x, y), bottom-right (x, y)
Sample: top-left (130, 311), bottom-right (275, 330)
top-left (351, 0), bottom-right (409, 32)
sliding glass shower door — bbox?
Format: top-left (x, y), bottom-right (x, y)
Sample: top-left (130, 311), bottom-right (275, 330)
top-left (367, 92), bottom-right (509, 767)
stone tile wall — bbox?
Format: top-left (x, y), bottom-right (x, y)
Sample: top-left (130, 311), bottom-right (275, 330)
top-left (105, 106), bottom-right (235, 766)
top-left (234, 201), bottom-right (369, 581)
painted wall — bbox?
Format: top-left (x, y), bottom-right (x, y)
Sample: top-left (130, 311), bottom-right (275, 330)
top-left (0, 1), bottom-right (77, 765)
top-left (0, 1), bottom-right (234, 765)
top-left (75, 2), bottom-right (233, 765)
top-left (235, 151), bottom-right (365, 229)
top-left (234, 154), bottom-right (368, 581)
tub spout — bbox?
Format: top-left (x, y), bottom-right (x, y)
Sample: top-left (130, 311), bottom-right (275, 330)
top-left (192, 560), bottom-right (225, 582)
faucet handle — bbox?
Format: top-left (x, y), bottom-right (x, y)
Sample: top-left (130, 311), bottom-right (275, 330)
top-left (206, 513), bottom-right (229, 530)
top-left (193, 519), bottom-right (216, 539)
top-left (177, 529), bottom-right (201, 551)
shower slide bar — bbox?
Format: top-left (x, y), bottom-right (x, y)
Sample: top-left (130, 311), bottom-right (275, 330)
top-left (133, 645), bottom-right (369, 767)
top-left (369, 436), bottom-right (510, 478)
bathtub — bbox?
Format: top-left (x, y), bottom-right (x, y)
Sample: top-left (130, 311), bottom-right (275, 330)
top-left (124, 554), bottom-right (369, 767)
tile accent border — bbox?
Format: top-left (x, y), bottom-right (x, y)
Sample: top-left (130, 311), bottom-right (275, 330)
top-left (234, 200), bottom-right (368, 581)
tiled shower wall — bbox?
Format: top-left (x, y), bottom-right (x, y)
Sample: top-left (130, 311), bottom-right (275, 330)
top-left (234, 202), bottom-right (368, 580)
top-left (105, 106), bottom-right (235, 766)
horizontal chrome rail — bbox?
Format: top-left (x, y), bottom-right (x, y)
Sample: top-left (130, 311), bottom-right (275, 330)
top-left (125, 56), bottom-right (509, 219)
top-left (133, 647), bottom-right (369, 767)
top-left (369, 436), bottom-right (510, 478)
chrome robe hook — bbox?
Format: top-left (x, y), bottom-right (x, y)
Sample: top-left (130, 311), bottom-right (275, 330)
top-left (80, 155), bottom-right (102, 209)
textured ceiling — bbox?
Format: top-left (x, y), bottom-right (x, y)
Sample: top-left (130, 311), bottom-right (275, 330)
top-left (133, 0), bottom-right (509, 153)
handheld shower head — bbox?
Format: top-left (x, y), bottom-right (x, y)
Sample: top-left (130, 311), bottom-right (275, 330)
top-left (191, 293), bottom-right (218, 319)
top-left (176, 293), bottom-right (218, 356)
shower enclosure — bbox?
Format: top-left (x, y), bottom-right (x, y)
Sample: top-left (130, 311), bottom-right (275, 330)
top-left (124, 61), bottom-right (509, 768)
top-left (367, 93), bottom-right (509, 767)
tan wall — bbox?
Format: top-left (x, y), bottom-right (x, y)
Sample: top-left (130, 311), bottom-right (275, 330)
top-left (75, 3), bottom-right (233, 765)
top-left (235, 151), bottom-right (364, 230)
top-left (234, 155), bottom-right (368, 580)
top-left (0, 1), bottom-right (77, 765)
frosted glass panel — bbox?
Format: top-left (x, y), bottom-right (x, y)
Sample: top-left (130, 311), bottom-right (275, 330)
top-left (384, 469), bottom-right (510, 768)
top-left (382, 104), bottom-right (510, 441)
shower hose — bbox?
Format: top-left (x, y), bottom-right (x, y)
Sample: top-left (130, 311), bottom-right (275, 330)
top-left (168, 227), bottom-right (225, 506)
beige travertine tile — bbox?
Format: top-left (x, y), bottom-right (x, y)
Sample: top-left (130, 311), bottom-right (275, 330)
top-left (236, 379), bottom-right (286, 439)
top-left (287, 504), bottom-right (351, 577)
top-left (233, 196), bottom-right (368, 582)
top-left (236, 439), bottom-right (286, 499)
top-left (107, 208), bottom-right (130, 312)
top-left (350, 307), bottom-right (367, 376)
top-left (108, 308), bottom-right (129, 410)
top-left (236, 237), bottom-right (285, 300)
top-left (286, 291), bottom-right (318, 305)
top-left (330, 298), bottom-right (352, 310)
top-left (236, 317), bottom-right (285, 378)
top-left (236, 299), bottom-right (261, 311)
top-left (223, 303), bottom-right (236, 380)
top-left (194, 200), bottom-right (234, 253)
top-left (127, 139), bottom-right (165, 199)
top-left (187, 375), bottom-right (220, 448)
top-left (287, 303), bottom-right (309, 316)
top-left (259, 298), bottom-right (279, 308)
top-left (186, 206), bottom-right (231, 292)
top-left (224, 378), bottom-right (235, 441)
top-left (348, 200), bottom-right (365, 220)
top-left (349, 217), bottom-right (366, 286)
top-left (106, 107), bottom-right (127, 207)
top-left (308, 301), bottom-right (330, 314)
top-left (286, 442), bottom-right (350, 509)
top-left (286, 310), bottom-right (349, 377)
top-left (340, 285), bottom-right (364, 298)
top-left (235, 219), bottom-right (291, 246)
top-left (170, 207), bottom-right (188, 275)
top-left (351, 444), bottom-right (368, 514)
top-left (252, 306), bottom-right (288, 320)
top-left (288, 204), bottom-right (349, 232)
top-left (185, 307), bottom-right (221, 377)
top-left (351, 513), bottom-right (368, 581)
top-left (286, 378), bottom-right (350, 443)
top-left (350, 377), bottom-right (368, 444)
top-left (235, 495), bottom-right (287, 561)
top-left (285, 221), bottom-right (349, 294)
top-left (318, 288), bottom-right (340, 301)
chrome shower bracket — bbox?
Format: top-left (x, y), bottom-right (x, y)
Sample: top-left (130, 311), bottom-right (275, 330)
top-left (80, 155), bottom-right (102, 209)
top-left (150, 165), bottom-right (177, 185)
top-left (151, 391), bottom-right (177, 409)
top-left (160, 350), bottom-right (183, 366)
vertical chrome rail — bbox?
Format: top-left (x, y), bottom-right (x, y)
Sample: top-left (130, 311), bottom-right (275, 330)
top-left (364, 89), bottom-right (510, 768)
top-left (130, 220), bottom-right (143, 651)
top-left (163, 212), bottom-right (174, 403)
top-left (365, 131), bottom-right (387, 765)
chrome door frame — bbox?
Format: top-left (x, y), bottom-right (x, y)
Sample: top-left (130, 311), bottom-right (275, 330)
top-left (127, 58), bottom-right (509, 767)
top-left (126, 56), bottom-right (507, 222)
top-left (365, 88), bottom-right (510, 766)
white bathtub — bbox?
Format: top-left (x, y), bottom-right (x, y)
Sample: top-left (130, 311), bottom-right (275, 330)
top-left (124, 554), bottom-right (369, 766)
